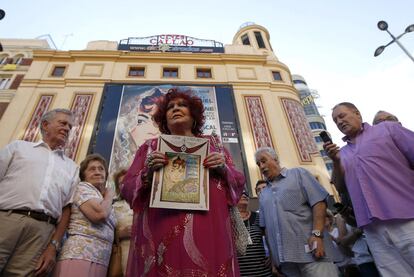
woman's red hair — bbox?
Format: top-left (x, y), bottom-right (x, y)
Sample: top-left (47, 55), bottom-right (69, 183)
top-left (152, 88), bottom-right (205, 135)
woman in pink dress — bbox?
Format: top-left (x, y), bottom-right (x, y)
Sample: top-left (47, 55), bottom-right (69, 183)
top-left (121, 88), bottom-right (245, 276)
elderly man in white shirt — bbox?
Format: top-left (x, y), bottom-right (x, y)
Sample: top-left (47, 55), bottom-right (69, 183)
top-left (0, 108), bottom-right (79, 276)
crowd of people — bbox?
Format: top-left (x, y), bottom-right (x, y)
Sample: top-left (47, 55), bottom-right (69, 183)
top-left (0, 88), bottom-right (413, 277)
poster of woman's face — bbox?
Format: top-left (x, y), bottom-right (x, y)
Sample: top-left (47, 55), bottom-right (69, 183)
top-left (109, 85), bottom-right (221, 179)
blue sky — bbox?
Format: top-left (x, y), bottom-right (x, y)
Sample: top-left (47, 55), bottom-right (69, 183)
top-left (2, 0), bottom-right (414, 143)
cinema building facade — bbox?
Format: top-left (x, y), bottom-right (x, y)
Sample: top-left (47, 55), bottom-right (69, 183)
top-left (0, 23), bottom-right (335, 199)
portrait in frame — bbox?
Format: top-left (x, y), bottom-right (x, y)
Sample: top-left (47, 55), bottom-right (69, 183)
top-left (150, 135), bottom-right (209, 211)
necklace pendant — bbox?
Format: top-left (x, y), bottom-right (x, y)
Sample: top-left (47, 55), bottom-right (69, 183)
top-left (180, 137), bottom-right (187, 152)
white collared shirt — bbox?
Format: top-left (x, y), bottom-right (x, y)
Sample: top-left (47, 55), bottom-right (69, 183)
top-left (0, 140), bottom-right (79, 219)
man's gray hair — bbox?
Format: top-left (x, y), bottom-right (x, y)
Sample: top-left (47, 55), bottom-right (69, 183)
top-left (332, 102), bottom-right (360, 114)
top-left (372, 110), bottom-right (399, 125)
top-left (254, 147), bottom-right (278, 162)
top-left (40, 108), bottom-right (73, 135)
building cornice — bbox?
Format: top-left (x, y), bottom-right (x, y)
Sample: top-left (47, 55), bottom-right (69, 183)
top-left (20, 78), bottom-right (297, 93)
top-left (0, 91), bottom-right (15, 101)
top-left (32, 50), bottom-right (283, 65)
top-left (21, 78), bottom-right (109, 88)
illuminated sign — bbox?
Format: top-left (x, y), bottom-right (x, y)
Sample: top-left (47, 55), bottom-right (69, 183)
top-left (118, 34), bottom-right (224, 53)
top-left (301, 95), bottom-right (314, 106)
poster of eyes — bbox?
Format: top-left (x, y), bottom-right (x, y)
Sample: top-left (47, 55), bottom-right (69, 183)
top-left (91, 84), bottom-right (248, 187)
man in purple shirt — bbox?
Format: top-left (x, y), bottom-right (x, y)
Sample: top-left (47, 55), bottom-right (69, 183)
top-left (324, 102), bottom-right (414, 276)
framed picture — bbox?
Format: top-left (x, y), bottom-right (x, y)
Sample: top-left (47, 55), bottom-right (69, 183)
top-left (150, 135), bottom-right (210, 211)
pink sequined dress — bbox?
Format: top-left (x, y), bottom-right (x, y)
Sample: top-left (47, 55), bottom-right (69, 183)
top-left (121, 136), bottom-right (245, 277)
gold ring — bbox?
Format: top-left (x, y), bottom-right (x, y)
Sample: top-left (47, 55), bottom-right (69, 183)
top-left (146, 156), bottom-right (153, 165)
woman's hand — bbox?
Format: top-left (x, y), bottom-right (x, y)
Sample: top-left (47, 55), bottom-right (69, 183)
top-left (103, 187), bottom-right (116, 200)
top-left (80, 186), bottom-right (114, 224)
top-left (146, 151), bottom-right (168, 172)
top-left (203, 152), bottom-right (226, 173)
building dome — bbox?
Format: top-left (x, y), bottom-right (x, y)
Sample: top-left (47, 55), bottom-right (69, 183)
top-left (238, 22), bottom-right (256, 30)
top-left (233, 23), bottom-right (272, 52)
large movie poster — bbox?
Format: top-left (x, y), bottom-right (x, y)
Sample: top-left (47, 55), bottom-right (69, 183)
top-left (90, 84), bottom-right (247, 186)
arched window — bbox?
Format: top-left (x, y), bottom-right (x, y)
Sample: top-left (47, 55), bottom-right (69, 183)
top-left (13, 54), bottom-right (24, 65)
top-left (254, 31), bottom-right (266, 48)
top-left (241, 34), bottom-right (250, 45)
top-left (309, 122), bottom-right (326, 130)
top-left (0, 78), bottom-right (11, 89)
top-left (0, 55), bottom-right (8, 65)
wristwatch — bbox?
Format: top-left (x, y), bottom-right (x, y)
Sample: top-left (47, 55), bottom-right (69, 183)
top-left (49, 239), bottom-right (61, 251)
top-left (311, 229), bottom-right (324, 238)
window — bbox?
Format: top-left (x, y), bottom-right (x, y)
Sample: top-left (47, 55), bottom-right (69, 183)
top-left (272, 71), bottom-right (282, 81)
top-left (241, 34), bottom-right (250, 45)
top-left (13, 55), bottom-right (24, 65)
top-left (254, 31), bottom-right (266, 48)
top-left (0, 56), bottom-right (8, 65)
top-left (196, 68), bottom-right (212, 78)
top-left (309, 122), bottom-right (326, 130)
top-left (0, 78), bottom-right (11, 89)
top-left (163, 67), bottom-right (178, 78)
top-left (293, 79), bottom-right (307, 85)
top-left (51, 66), bottom-right (66, 77)
top-left (128, 67), bottom-right (145, 77)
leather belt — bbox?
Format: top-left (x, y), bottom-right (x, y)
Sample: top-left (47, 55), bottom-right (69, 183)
top-left (1, 209), bottom-right (57, 225)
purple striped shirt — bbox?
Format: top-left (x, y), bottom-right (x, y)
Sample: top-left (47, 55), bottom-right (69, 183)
top-left (340, 122), bottom-right (414, 227)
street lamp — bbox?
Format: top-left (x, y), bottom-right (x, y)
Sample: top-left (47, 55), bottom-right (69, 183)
top-left (374, 20), bottom-right (414, 63)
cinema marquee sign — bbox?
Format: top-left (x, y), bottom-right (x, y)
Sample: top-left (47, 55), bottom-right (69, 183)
top-left (118, 34), bottom-right (224, 53)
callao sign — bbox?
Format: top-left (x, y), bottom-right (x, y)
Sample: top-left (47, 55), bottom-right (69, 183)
top-left (118, 34), bottom-right (224, 53)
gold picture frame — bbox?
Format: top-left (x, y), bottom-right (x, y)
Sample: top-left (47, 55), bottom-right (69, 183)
top-left (150, 135), bottom-right (210, 211)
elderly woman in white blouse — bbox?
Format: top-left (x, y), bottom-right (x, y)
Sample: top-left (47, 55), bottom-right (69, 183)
top-left (53, 154), bottom-right (116, 277)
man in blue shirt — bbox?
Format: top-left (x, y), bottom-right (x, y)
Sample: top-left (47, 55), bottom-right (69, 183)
top-left (255, 147), bottom-right (338, 277)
